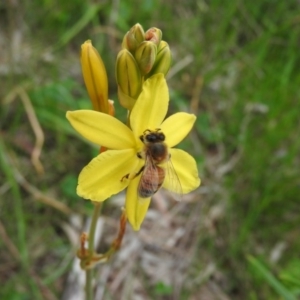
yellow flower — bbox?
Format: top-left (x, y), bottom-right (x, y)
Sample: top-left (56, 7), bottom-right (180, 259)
top-left (66, 74), bottom-right (200, 230)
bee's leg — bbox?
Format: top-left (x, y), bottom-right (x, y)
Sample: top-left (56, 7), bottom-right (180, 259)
top-left (135, 166), bottom-right (145, 177)
top-left (120, 166), bottom-right (145, 182)
top-left (121, 174), bottom-right (129, 181)
top-left (137, 151), bottom-right (146, 160)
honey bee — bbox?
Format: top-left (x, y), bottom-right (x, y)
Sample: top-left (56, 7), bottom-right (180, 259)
top-left (137, 129), bottom-right (182, 199)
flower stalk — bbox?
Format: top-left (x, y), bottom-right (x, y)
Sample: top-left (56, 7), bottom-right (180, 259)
top-left (86, 202), bottom-right (101, 300)
top-left (79, 40), bottom-right (120, 299)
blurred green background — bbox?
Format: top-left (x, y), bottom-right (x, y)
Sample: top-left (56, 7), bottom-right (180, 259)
top-left (1, 0), bottom-right (300, 299)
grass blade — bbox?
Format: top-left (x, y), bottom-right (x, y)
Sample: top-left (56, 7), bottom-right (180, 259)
top-left (247, 255), bottom-right (296, 300)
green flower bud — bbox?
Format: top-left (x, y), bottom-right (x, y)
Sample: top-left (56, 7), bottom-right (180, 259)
top-left (124, 23), bottom-right (145, 53)
top-left (147, 41), bottom-right (171, 78)
top-left (116, 49), bottom-right (142, 108)
top-left (117, 86), bottom-right (137, 110)
top-left (134, 41), bottom-right (157, 75)
top-left (145, 27), bottom-right (162, 46)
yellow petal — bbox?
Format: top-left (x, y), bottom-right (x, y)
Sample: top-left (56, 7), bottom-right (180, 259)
top-left (130, 73), bottom-right (169, 137)
top-left (160, 113), bottom-right (196, 147)
top-left (77, 149), bottom-right (137, 201)
top-left (125, 174), bottom-right (151, 231)
top-left (163, 148), bottom-right (200, 193)
top-left (66, 110), bottom-right (135, 149)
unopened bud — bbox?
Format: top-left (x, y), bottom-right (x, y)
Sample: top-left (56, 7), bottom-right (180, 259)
top-left (145, 27), bottom-right (162, 46)
top-left (134, 41), bottom-right (157, 75)
top-left (80, 40), bottom-right (108, 113)
top-left (123, 23), bottom-right (145, 53)
top-left (147, 41), bottom-right (171, 78)
top-left (117, 87), bottom-right (137, 110)
top-left (116, 49), bottom-right (142, 109)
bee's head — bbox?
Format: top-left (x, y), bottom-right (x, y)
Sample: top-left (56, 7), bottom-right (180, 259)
top-left (140, 129), bottom-right (165, 144)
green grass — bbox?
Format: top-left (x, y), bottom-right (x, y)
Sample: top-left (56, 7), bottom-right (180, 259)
top-left (1, 0), bottom-right (300, 299)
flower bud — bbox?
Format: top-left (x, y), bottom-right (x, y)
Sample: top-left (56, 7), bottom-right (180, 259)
top-left (147, 41), bottom-right (171, 78)
top-left (123, 23), bottom-right (145, 53)
top-left (117, 86), bottom-right (137, 110)
top-left (116, 49), bottom-right (142, 109)
top-left (145, 27), bottom-right (162, 46)
top-left (134, 41), bottom-right (157, 75)
top-left (81, 40), bottom-right (108, 113)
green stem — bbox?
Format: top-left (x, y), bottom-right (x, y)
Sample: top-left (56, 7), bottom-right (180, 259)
top-left (85, 270), bottom-right (93, 300)
top-left (85, 202), bottom-right (102, 300)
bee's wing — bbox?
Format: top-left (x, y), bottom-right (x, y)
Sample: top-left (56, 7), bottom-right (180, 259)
top-left (163, 158), bottom-right (183, 201)
top-left (137, 155), bottom-right (161, 202)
